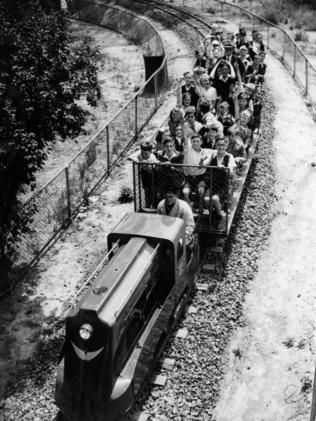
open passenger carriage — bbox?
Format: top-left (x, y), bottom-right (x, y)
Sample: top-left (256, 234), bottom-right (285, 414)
top-left (132, 132), bottom-right (259, 239)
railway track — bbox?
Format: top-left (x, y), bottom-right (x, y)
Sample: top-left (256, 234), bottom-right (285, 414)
top-left (120, 0), bottom-right (215, 38)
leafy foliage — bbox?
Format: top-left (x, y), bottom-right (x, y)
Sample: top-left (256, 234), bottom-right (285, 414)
top-left (118, 185), bottom-right (134, 204)
top-left (0, 0), bottom-right (101, 288)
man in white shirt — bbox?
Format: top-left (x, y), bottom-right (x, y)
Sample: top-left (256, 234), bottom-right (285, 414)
top-left (157, 185), bottom-right (194, 246)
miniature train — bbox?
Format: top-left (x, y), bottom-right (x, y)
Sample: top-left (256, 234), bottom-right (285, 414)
top-left (55, 213), bottom-right (200, 421)
top-left (55, 5), bottom-right (266, 420)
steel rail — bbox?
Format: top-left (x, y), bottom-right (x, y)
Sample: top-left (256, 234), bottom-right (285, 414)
top-left (129, 0), bottom-right (214, 37)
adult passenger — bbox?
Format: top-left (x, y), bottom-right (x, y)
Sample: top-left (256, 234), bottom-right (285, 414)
top-left (157, 185), bottom-right (195, 247)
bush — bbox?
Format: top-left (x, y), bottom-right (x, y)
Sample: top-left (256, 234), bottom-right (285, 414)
top-left (118, 185), bottom-right (134, 203)
top-left (207, 7), bottom-right (215, 14)
top-left (0, 0), bottom-right (101, 289)
top-left (294, 30), bottom-right (309, 42)
top-left (263, 10), bottom-right (279, 25)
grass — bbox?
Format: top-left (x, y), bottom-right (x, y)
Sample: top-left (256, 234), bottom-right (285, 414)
top-left (294, 31), bottom-right (309, 42)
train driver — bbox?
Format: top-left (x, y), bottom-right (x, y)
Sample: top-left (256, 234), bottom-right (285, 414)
top-left (157, 185), bottom-right (194, 247)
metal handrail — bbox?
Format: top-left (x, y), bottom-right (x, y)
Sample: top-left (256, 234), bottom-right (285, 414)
top-left (63, 239), bottom-right (120, 314)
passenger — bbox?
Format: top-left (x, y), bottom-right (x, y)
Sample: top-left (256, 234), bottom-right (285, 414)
top-left (173, 124), bottom-right (186, 153)
top-left (252, 86), bottom-right (264, 131)
top-left (217, 101), bottom-right (235, 135)
top-left (183, 134), bottom-right (209, 213)
top-left (157, 137), bottom-right (183, 164)
top-left (206, 38), bottom-right (225, 71)
top-left (168, 107), bottom-right (184, 138)
top-left (195, 74), bottom-right (218, 112)
top-left (178, 92), bottom-right (192, 118)
top-left (238, 45), bottom-right (252, 75)
top-left (227, 126), bottom-right (247, 166)
top-left (200, 122), bottom-right (220, 149)
top-left (203, 137), bottom-right (236, 230)
top-left (156, 137), bottom-right (184, 199)
top-left (155, 126), bottom-right (170, 152)
top-left (246, 55), bottom-right (266, 84)
top-left (183, 106), bottom-right (203, 139)
top-left (181, 71), bottom-right (199, 108)
top-left (196, 99), bottom-right (218, 126)
top-left (222, 39), bottom-right (245, 82)
top-left (210, 61), bottom-right (236, 103)
top-left (157, 184), bottom-right (194, 247)
top-left (236, 92), bottom-right (254, 118)
top-left (249, 32), bottom-right (265, 61)
top-left (193, 65), bottom-right (207, 83)
top-left (194, 49), bottom-right (207, 69)
top-left (128, 141), bottom-right (158, 208)
top-left (235, 110), bottom-right (252, 150)
top-left (235, 27), bottom-right (250, 50)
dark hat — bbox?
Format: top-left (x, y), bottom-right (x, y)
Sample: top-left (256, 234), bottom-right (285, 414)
top-left (199, 99), bottom-right (210, 108)
top-left (140, 141), bottom-right (153, 152)
top-left (164, 184), bottom-right (178, 194)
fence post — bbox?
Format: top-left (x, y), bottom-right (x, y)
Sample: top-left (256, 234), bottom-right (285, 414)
top-left (221, 2), bottom-right (223, 18)
top-left (97, 4), bottom-right (101, 23)
top-left (282, 32), bottom-right (286, 62)
top-left (310, 361), bottom-right (316, 421)
top-left (133, 162), bottom-right (137, 212)
top-left (267, 25), bottom-right (270, 50)
top-left (106, 125), bottom-right (110, 171)
top-left (154, 73), bottom-right (158, 111)
top-left (305, 58), bottom-right (309, 96)
top-left (65, 166), bottom-right (72, 225)
top-left (293, 44), bottom-right (297, 78)
top-left (135, 96), bottom-right (138, 139)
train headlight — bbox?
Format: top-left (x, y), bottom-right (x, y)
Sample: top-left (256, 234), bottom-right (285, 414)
top-left (79, 324), bottom-right (93, 341)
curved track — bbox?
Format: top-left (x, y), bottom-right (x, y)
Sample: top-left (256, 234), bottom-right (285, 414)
top-left (123, 0), bottom-right (214, 38)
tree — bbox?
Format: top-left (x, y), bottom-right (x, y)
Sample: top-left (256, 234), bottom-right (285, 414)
top-left (0, 0), bottom-right (101, 292)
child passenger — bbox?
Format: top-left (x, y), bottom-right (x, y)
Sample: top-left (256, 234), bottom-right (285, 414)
top-left (128, 141), bottom-right (158, 208)
top-left (183, 134), bottom-right (209, 213)
top-left (203, 137), bottom-right (236, 230)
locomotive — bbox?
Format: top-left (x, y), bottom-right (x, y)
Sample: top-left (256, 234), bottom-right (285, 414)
top-left (55, 212), bottom-right (200, 421)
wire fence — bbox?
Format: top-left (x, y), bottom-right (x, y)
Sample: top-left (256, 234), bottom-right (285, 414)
top-left (133, 162), bottom-right (231, 234)
top-left (16, 1), bottom-right (169, 271)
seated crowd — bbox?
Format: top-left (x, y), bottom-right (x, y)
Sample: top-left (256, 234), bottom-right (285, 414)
top-left (129, 25), bottom-right (266, 232)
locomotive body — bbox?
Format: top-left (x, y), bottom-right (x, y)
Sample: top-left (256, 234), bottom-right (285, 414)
top-left (56, 213), bottom-right (199, 421)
